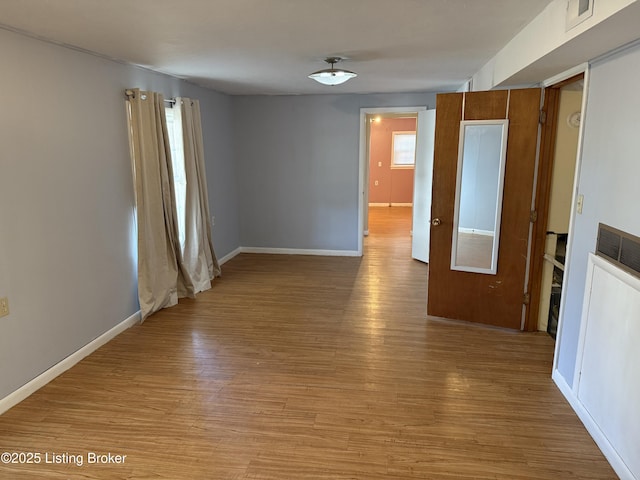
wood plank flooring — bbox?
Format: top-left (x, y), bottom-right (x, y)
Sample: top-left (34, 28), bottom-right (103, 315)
top-left (0, 207), bottom-right (616, 479)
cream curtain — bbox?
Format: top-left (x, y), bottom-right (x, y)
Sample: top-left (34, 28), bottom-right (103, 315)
top-left (126, 89), bottom-right (191, 320)
top-left (176, 97), bottom-right (221, 292)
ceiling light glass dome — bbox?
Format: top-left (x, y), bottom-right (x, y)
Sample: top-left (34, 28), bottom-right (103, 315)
top-left (309, 57), bottom-right (357, 86)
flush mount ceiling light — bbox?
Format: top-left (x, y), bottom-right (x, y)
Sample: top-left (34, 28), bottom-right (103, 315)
top-left (308, 57), bottom-right (357, 86)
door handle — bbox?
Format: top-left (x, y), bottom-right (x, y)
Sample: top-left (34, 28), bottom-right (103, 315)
top-left (431, 218), bottom-right (442, 226)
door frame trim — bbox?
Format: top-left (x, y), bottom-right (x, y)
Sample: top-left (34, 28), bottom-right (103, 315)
top-left (542, 62), bottom-right (589, 87)
top-left (524, 67), bottom-right (589, 332)
top-left (358, 106), bottom-right (427, 255)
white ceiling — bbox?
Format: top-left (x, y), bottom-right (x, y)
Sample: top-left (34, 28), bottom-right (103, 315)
top-left (0, 0), bottom-right (555, 95)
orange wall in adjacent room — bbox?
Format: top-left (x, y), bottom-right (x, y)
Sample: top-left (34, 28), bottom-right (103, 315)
top-left (369, 117), bottom-right (416, 204)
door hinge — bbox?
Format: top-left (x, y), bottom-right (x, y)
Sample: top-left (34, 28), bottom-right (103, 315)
top-left (523, 293), bottom-right (530, 305)
top-left (539, 110), bottom-right (547, 124)
top-left (530, 210), bottom-right (538, 223)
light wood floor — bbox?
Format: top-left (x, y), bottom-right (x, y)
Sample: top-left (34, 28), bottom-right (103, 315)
top-left (0, 207), bottom-right (615, 479)
top-left (455, 232), bottom-right (494, 270)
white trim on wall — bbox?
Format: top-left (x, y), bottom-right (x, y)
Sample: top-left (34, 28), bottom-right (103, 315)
top-left (0, 311), bottom-right (141, 415)
top-left (590, 37), bottom-right (640, 67)
top-left (239, 247), bottom-right (359, 257)
top-left (552, 369), bottom-right (635, 480)
top-left (218, 247), bottom-right (242, 265)
top-left (552, 63), bottom-right (590, 375)
top-left (542, 63), bottom-right (589, 87)
top-left (368, 203), bottom-right (414, 207)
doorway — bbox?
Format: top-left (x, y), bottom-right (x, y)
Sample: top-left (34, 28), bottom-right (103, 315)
top-left (527, 74), bottom-right (585, 334)
top-left (357, 106), bottom-right (427, 256)
top-left (426, 76), bottom-right (587, 332)
top-left (367, 114), bottom-right (417, 208)
top-left (366, 113), bottom-right (417, 258)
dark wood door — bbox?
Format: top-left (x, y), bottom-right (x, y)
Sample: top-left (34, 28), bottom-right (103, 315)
top-left (427, 89), bottom-right (541, 329)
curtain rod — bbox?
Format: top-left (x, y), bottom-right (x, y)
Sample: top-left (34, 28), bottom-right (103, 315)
top-left (124, 89), bottom-right (175, 105)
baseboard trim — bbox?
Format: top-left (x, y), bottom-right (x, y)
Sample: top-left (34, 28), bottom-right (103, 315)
top-left (552, 369), bottom-right (634, 480)
top-left (240, 247), bottom-right (360, 257)
top-left (458, 227), bottom-right (494, 236)
top-left (368, 203), bottom-right (413, 207)
top-left (0, 311), bottom-right (141, 416)
top-left (218, 247), bottom-right (242, 265)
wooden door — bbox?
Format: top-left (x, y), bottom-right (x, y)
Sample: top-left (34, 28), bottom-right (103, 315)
top-left (427, 89), bottom-right (541, 329)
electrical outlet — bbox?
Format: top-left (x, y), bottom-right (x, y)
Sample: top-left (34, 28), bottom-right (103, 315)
top-left (211, 215), bottom-right (215, 226)
top-left (374, 180), bottom-right (379, 186)
top-left (0, 297), bottom-right (9, 318)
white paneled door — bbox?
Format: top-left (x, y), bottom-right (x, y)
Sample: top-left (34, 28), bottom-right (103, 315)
top-left (411, 109), bottom-right (436, 263)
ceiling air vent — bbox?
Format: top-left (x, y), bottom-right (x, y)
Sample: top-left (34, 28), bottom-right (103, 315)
top-left (596, 223), bottom-right (640, 279)
top-left (566, 0), bottom-right (594, 31)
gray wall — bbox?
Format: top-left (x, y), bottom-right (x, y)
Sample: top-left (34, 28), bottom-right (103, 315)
top-left (232, 92), bottom-right (438, 251)
top-left (556, 42), bottom-right (640, 385)
top-left (0, 28), bottom-right (238, 399)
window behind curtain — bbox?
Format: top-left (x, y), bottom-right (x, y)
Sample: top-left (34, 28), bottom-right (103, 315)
top-left (165, 107), bottom-right (187, 250)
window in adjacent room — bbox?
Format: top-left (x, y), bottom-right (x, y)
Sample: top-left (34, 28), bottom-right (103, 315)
top-left (391, 131), bottom-right (417, 168)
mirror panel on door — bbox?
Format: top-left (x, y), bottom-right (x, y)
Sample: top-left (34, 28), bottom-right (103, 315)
top-left (451, 120), bottom-right (508, 274)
